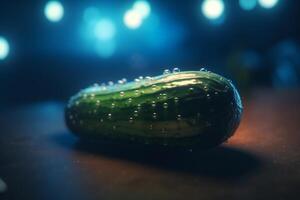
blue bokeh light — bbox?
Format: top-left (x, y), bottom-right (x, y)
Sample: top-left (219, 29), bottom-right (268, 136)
top-left (94, 19), bottom-right (116, 41)
top-left (83, 7), bottom-right (100, 24)
top-left (0, 36), bottom-right (9, 60)
top-left (95, 40), bottom-right (116, 58)
top-left (44, 1), bottom-right (64, 22)
top-left (80, 8), bottom-right (117, 58)
top-left (201, 0), bottom-right (225, 20)
top-left (242, 50), bottom-right (262, 69)
top-left (273, 62), bottom-right (299, 88)
top-left (258, 0), bottom-right (279, 9)
top-left (239, 0), bottom-right (257, 11)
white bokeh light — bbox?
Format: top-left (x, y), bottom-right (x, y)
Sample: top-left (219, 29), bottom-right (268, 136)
top-left (44, 1), bottom-right (64, 22)
top-left (201, 0), bottom-right (225, 20)
top-left (133, 0), bottom-right (151, 19)
top-left (123, 9), bottom-right (143, 29)
top-left (0, 37), bottom-right (9, 60)
top-left (258, 0), bottom-right (279, 9)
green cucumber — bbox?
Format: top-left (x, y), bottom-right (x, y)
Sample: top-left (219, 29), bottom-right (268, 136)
top-left (65, 69), bottom-right (243, 148)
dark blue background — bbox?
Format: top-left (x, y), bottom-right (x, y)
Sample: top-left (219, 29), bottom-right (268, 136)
top-left (0, 0), bottom-right (299, 106)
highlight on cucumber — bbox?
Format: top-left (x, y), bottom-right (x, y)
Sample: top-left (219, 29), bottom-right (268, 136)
top-left (65, 68), bottom-right (243, 148)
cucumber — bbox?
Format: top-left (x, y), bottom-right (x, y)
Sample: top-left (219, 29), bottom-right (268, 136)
top-left (65, 69), bottom-right (243, 148)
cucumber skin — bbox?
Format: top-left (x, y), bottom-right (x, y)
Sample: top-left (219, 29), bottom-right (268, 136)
top-left (65, 71), bottom-right (243, 148)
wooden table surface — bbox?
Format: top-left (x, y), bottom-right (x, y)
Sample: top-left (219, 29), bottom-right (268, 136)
top-left (1, 89), bottom-right (300, 200)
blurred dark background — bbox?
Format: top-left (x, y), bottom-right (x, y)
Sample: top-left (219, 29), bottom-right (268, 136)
top-left (0, 0), bottom-right (300, 107)
top-left (2, 1), bottom-right (300, 199)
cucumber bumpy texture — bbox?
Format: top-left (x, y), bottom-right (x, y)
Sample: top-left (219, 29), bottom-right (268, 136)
top-left (65, 70), bottom-right (243, 148)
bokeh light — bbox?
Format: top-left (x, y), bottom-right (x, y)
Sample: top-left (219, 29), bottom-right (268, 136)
top-left (258, 0), bottom-right (279, 9)
top-left (0, 36), bottom-right (9, 60)
top-left (95, 40), bottom-right (116, 58)
top-left (44, 1), bottom-right (64, 22)
top-left (273, 62), bottom-right (299, 88)
top-left (80, 7), bottom-right (117, 58)
top-left (94, 19), bottom-right (116, 41)
top-left (133, 0), bottom-right (151, 19)
top-left (123, 9), bottom-right (143, 29)
top-left (201, 0), bottom-right (225, 20)
top-left (83, 7), bottom-right (100, 24)
top-left (241, 50), bottom-right (262, 69)
top-left (239, 0), bottom-right (257, 11)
